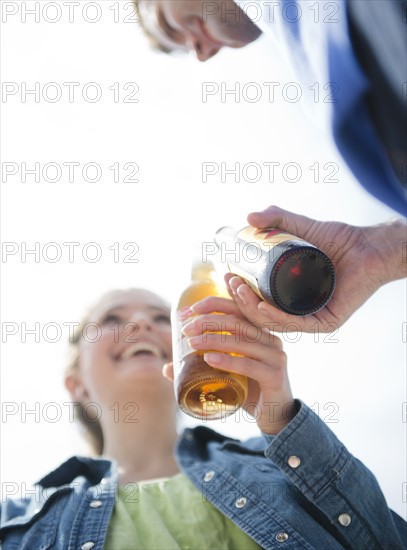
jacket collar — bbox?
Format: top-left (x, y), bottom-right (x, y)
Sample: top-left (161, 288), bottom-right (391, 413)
top-left (37, 456), bottom-right (114, 488)
top-left (178, 426), bottom-right (268, 460)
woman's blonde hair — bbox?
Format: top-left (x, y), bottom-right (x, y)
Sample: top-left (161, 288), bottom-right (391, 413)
top-left (65, 312), bottom-right (104, 456)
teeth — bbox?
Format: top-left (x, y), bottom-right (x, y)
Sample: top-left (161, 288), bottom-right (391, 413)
top-left (121, 342), bottom-right (161, 360)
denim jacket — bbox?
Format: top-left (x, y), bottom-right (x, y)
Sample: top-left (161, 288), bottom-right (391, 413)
top-left (0, 401), bottom-right (405, 549)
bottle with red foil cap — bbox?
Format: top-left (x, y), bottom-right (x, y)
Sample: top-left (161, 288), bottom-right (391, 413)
top-left (215, 226), bottom-right (336, 316)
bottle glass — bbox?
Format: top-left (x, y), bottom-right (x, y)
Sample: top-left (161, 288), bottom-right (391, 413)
top-left (215, 226), bottom-right (336, 316)
top-left (172, 262), bottom-right (248, 420)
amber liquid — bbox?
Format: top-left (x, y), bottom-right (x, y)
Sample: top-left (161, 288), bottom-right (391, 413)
top-left (172, 270), bottom-right (248, 420)
top-left (175, 354), bottom-right (247, 419)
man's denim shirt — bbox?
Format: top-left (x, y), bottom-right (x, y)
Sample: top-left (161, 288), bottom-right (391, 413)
top-left (0, 401), bottom-right (405, 549)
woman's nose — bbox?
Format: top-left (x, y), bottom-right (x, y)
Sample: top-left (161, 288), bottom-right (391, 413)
top-left (127, 314), bottom-right (153, 332)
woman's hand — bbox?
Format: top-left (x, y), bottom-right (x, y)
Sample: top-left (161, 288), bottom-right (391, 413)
top-left (163, 296), bottom-right (296, 435)
top-left (220, 205), bottom-right (407, 334)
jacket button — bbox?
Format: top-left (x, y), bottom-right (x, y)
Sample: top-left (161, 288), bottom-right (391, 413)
top-left (81, 543), bottom-right (95, 550)
top-left (203, 470), bottom-right (215, 482)
top-left (338, 513), bottom-right (352, 526)
top-left (287, 455), bottom-right (301, 468)
top-left (235, 497), bottom-right (247, 508)
top-left (90, 500), bottom-right (103, 508)
top-left (275, 532), bottom-right (289, 542)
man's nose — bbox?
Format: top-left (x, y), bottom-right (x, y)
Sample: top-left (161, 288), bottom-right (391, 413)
top-left (185, 32), bottom-right (220, 62)
top-left (194, 39), bottom-right (220, 62)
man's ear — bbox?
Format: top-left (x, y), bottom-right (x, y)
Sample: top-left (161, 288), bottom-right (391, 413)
top-left (65, 371), bottom-right (90, 401)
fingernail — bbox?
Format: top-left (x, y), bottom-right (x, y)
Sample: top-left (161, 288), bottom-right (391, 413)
top-left (236, 285), bottom-right (247, 304)
top-left (190, 302), bottom-right (203, 313)
top-left (179, 306), bottom-right (193, 321)
top-left (181, 319), bottom-right (195, 335)
top-left (187, 336), bottom-right (200, 347)
top-left (204, 352), bottom-right (222, 364)
top-left (229, 276), bottom-right (242, 293)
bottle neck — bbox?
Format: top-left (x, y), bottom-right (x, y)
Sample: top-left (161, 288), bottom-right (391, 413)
top-left (191, 262), bottom-right (216, 282)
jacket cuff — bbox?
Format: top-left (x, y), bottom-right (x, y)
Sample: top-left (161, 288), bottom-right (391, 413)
top-left (263, 399), bottom-right (350, 501)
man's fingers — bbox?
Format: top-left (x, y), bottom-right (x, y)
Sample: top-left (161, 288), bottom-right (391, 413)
top-left (247, 205), bottom-right (316, 237)
top-left (227, 276), bottom-right (337, 333)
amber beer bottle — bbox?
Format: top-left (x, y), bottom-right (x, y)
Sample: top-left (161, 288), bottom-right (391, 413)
top-left (215, 226), bottom-right (336, 316)
top-left (172, 261), bottom-right (248, 420)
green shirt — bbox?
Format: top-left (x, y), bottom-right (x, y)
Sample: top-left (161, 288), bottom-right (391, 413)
top-left (104, 472), bottom-right (262, 550)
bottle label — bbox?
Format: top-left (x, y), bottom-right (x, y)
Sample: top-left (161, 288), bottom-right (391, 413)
top-left (172, 312), bottom-right (197, 380)
top-left (180, 334), bottom-right (195, 360)
top-left (237, 227), bottom-right (297, 252)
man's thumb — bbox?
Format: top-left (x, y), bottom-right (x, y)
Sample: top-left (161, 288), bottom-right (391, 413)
top-left (248, 205), bottom-right (315, 237)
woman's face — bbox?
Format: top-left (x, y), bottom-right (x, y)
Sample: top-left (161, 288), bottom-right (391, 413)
top-left (74, 289), bottom-right (174, 407)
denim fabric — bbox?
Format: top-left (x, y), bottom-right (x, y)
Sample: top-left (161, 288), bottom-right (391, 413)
top-left (0, 402), bottom-right (405, 549)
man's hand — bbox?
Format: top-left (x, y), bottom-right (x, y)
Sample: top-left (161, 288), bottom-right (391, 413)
top-left (216, 205), bottom-right (406, 333)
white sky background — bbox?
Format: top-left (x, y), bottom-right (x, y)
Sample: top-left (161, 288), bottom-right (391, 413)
top-left (0, 1), bottom-right (406, 519)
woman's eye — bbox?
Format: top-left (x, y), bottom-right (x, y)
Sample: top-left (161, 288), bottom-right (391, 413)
top-left (101, 314), bottom-right (121, 325)
top-left (154, 314), bottom-right (171, 324)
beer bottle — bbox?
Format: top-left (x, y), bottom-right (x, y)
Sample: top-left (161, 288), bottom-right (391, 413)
top-left (215, 226), bottom-right (336, 316)
top-left (172, 261), bottom-right (248, 420)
